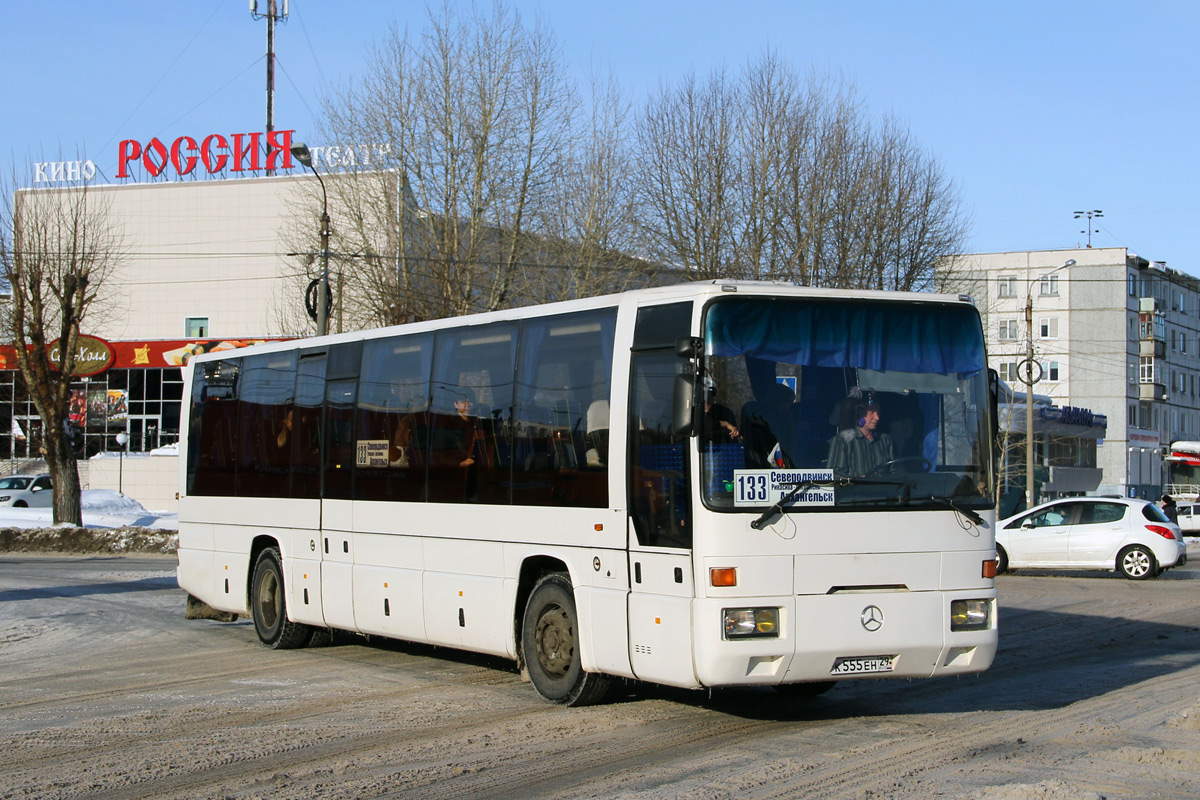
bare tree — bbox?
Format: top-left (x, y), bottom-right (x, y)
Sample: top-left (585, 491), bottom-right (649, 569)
top-left (637, 52), bottom-right (969, 291)
top-left (0, 170), bottom-right (124, 525)
top-left (300, 1), bottom-right (579, 328)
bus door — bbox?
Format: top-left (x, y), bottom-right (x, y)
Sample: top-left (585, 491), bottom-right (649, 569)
top-left (627, 312), bottom-right (698, 687)
top-left (319, 341), bottom-right (361, 630)
top-left (286, 349), bottom-right (328, 628)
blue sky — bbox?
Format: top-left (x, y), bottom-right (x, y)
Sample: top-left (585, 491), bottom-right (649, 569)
top-left (4, 1), bottom-right (1198, 273)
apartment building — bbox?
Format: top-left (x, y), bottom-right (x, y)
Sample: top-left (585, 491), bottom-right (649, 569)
top-left (952, 247), bottom-right (1200, 499)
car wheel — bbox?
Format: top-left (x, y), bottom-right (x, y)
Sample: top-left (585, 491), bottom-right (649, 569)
top-left (521, 572), bottom-right (610, 706)
top-left (13, 500), bottom-right (26, 508)
top-left (995, 545), bottom-right (1009, 574)
top-left (1117, 545), bottom-right (1157, 580)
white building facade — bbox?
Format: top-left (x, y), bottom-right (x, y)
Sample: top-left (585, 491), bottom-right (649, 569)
top-left (955, 247), bottom-right (1200, 500)
top-left (2, 171), bottom-right (321, 504)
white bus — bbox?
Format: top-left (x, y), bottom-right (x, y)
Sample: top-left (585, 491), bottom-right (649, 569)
top-left (177, 281), bottom-right (999, 705)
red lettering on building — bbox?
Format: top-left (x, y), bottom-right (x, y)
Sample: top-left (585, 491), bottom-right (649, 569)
top-left (143, 138), bottom-right (170, 177)
top-left (170, 136), bottom-right (199, 176)
top-left (117, 140), bottom-right (141, 179)
top-left (231, 132), bottom-right (262, 172)
top-left (116, 130), bottom-right (296, 178)
top-left (266, 130), bottom-right (294, 171)
top-left (200, 134), bottom-right (229, 173)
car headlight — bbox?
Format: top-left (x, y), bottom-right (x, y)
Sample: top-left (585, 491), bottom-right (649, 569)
top-left (723, 607), bottom-right (779, 639)
top-left (950, 599), bottom-right (991, 631)
top-left (0, 496), bottom-right (9, 502)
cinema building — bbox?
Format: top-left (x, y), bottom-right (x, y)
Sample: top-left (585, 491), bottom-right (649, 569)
top-left (1, 129), bottom-right (342, 507)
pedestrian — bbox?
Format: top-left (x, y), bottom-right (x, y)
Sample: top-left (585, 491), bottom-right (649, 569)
top-left (1161, 494), bottom-right (1179, 524)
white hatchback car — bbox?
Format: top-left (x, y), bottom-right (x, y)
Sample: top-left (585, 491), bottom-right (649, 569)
top-left (0, 473), bottom-right (54, 508)
top-left (997, 497), bottom-right (1187, 580)
top-left (1175, 503), bottom-right (1200, 534)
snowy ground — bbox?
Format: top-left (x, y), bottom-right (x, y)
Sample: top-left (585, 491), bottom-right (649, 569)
top-left (0, 489), bottom-right (178, 531)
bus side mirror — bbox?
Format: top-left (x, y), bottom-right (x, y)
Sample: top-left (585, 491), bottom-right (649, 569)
top-left (672, 372), bottom-right (696, 437)
top-left (675, 336), bottom-right (702, 359)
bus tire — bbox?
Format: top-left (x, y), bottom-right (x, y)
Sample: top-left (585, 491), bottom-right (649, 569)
top-left (521, 572), bottom-right (610, 706)
top-left (251, 546), bottom-right (313, 649)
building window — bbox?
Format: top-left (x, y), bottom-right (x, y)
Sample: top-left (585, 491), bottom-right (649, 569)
top-left (999, 362), bottom-right (1018, 383)
top-left (1039, 317), bottom-right (1058, 338)
top-left (1048, 361), bottom-right (1060, 381)
top-left (1140, 356), bottom-right (1155, 384)
top-left (1128, 360), bottom-right (1137, 385)
top-left (998, 319), bottom-right (1019, 340)
top-left (998, 276), bottom-right (1016, 298)
top-left (1129, 274), bottom-right (1138, 297)
top-left (185, 317), bottom-right (209, 338)
top-left (1128, 404), bottom-right (1137, 426)
top-left (1039, 274), bottom-right (1059, 296)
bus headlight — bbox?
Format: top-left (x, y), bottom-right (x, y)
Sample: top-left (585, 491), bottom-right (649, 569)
top-left (723, 608), bottom-right (779, 639)
top-left (950, 599), bottom-right (991, 631)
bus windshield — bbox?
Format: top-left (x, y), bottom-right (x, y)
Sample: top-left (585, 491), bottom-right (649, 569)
top-left (701, 297), bottom-right (993, 513)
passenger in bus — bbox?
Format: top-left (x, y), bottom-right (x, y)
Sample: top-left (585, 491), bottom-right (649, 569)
top-left (740, 382), bottom-right (796, 468)
top-left (427, 386), bottom-right (487, 501)
top-left (827, 396), bottom-right (896, 478)
top-left (702, 381), bottom-right (741, 443)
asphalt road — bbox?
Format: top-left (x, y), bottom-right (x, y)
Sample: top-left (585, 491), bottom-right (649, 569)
top-left (1, 551), bottom-right (1198, 800)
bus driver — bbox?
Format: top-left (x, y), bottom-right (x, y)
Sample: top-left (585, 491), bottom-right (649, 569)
top-left (827, 396), bottom-right (895, 478)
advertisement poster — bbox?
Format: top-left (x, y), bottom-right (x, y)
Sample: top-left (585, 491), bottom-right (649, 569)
top-left (69, 389), bottom-right (87, 427)
top-left (107, 389), bottom-right (128, 422)
top-left (86, 389), bottom-right (108, 430)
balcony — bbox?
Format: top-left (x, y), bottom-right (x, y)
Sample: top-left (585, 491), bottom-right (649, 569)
top-left (1139, 382), bottom-right (1167, 401)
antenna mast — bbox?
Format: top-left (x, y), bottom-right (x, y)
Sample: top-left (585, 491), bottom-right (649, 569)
top-left (251, 0), bottom-right (289, 174)
top-left (1073, 209), bottom-right (1103, 248)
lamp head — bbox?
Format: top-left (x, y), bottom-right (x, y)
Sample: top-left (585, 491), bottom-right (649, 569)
top-left (290, 142), bottom-right (313, 168)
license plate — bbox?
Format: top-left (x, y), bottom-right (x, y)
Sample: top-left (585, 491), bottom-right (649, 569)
top-left (830, 655), bottom-right (896, 675)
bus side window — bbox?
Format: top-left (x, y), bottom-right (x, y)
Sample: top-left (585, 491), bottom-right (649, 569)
top-left (189, 358), bottom-right (240, 497)
top-left (630, 350), bottom-right (691, 549)
top-left (356, 334), bottom-right (432, 503)
top-left (430, 322), bottom-right (516, 504)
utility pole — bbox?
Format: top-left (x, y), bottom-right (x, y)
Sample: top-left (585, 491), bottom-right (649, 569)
top-left (251, 0), bottom-right (289, 175)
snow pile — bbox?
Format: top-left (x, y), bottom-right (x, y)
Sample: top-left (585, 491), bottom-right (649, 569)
top-left (0, 487), bottom-right (176, 529)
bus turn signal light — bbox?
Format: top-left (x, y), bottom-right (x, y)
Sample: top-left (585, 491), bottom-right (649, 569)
top-left (982, 559), bottom-right (998, 579)
top-left (710, 567), bottom-right (737, 587)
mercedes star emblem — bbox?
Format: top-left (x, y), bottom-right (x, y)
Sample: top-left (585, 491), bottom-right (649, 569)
top-left (861, 605), bottom-right (884, 632)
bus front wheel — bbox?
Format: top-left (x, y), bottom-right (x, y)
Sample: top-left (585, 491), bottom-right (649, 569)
top-left (521, 572), bottom-right (610, 706)
top-left (251, 546), bottom-right (315, 649)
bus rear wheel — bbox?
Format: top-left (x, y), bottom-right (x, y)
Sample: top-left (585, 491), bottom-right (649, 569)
top-left (521, 572), bottom-right (610, 706)
top-left (251, 546), bottom-right (316, 649)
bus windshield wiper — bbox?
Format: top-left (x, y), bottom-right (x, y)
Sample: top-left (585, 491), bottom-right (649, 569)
top-left (907, 496), bottom-right (986, 525)
top-left (836, 494), bottom-right (986, 525)
top-left (750, 480), bottom-right (829, 530)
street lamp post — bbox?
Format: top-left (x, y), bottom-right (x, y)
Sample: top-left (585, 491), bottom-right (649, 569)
top-left (1024, 258), bottom-right (1075, 508)
top-left (114, 431), bottom-right (128, 496)
top-left (290, 141), bottom-right (330, 337)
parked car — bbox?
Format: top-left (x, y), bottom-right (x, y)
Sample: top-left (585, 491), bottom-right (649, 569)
top-left (0, 473), bottom-right (54, 508)
top-left (996, 496), bottom-right (1187, 580)
top-left (1175, 503), bottom-right (1200, 534)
